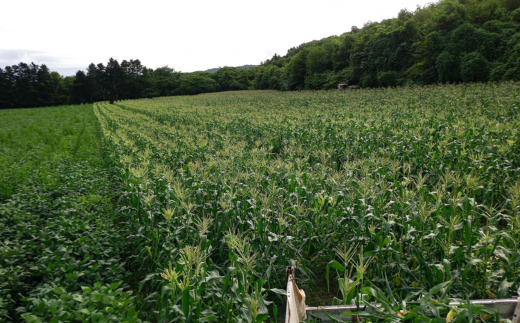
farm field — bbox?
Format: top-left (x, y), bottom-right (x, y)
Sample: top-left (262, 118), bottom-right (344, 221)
top-left (0, 106), bottom-right (143, 323)
top-left (94, 83), bottom-right (520, 322)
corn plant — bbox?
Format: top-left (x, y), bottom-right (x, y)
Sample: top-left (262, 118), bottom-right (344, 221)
top-left (94, 82), bottom-right (520, 321)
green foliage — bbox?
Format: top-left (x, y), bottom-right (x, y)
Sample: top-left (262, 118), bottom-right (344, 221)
top-left (332, 35), bottom-right (355, 71)
top-left (0, 105), bottom-right (142, 322)
top-left (500, 41), bottom-right (520, 80)
top-left (95, 83), bottom-right (520, 321)
top-left (437, 50), bottom-right (461, 83)
top-left (0, 106), bottom-right (99, 200)
top-left (176, 72), bottom-right (219, 95)
top-left (512, 7), bottom-right (520, 21)
top-left (361, 72), bottom-right (378, 88)
top-left (215, 67), bottom-right (251, 91)
top-left (341, 282), bottom-right (503, 323)
top-left (20, 283), bottom-right (143, 323)
top-left (428, 0), bottom-right (467, 32)
top-left (377, 71), bottom-right (403, 87)
top-left (253, 65), bottom-right (283, 90)
top-left (503, 0), bottom-right (520, 11)
top-left (0, 63), bottom-right (72, 109)
top-left (461, 51), bottom-right (491, 82)
top-left (253, 0), bottom-right (520, 89)
top-left (5, 0), bottom-right (520, 107)
top-left (286, 50), bottom-right (309, 90)
top-left (307, 46), bottom-right (332, 75)
top-left (149, 66), bottom-right (179, 97)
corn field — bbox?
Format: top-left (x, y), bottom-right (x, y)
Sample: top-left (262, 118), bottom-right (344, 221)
top-left (94, 83), bottom-right (520, 322)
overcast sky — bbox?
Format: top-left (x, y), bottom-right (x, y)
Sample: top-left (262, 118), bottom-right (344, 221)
top-left (1, 0), bottom-right (437, 76)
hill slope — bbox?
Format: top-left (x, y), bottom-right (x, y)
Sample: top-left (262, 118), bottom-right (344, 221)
top-left (203, 64), bottom-right (257, 73)
top-left (253, 0), bottom-right (520, 90)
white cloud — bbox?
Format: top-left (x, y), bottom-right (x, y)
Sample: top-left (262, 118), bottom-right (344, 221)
top-left (0, 0), bottom-right (437, 74)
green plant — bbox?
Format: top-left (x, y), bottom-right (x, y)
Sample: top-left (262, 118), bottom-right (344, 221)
top-left (92, 83), bottom-right (520, 321)
top-left (20, 283), bottom-right (143, 323)
top-left (0, 105), bottom-right (142, 322)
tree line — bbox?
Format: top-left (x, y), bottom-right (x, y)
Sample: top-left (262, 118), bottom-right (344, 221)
top-left (1, 0), bottom-right (520, 109)
top-left (255, 0), bottom-right (520, 90)
top-left (0, 59), bottom-right (254, 109)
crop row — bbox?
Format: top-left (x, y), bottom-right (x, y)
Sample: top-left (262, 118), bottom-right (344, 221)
top-left (94, 83), bottom-right (520, 322)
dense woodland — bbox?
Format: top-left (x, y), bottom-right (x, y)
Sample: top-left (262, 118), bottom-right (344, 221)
top-left (2, 0), bottom-right (520, 109)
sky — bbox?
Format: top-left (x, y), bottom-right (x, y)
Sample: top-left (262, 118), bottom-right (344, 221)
top-left (1, 0), bottom-right (437, 76)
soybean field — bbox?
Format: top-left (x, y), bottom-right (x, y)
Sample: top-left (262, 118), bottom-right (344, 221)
top-left (0, 106), bottom-right (143, 323)
top-left (92, 82), bottom-right (520, 322)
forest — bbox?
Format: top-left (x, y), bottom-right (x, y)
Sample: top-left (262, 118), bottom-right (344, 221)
top-left (1, 0), bottom-right (520, 109)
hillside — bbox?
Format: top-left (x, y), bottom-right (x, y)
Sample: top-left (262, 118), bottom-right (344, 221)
top-left (203, 64), bottom-right (257, 73)
top-left (2, 0), bottom-right (520, 108)
top-left (254, 0), bottom-right (520, 90)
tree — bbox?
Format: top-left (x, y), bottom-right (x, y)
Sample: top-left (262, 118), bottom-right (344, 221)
top-left (0, 68), bottom-right (8, 109)
top-left (307, 46), bottom-right (331, 75)
top-left (152, 66), bottom-right (178, 97)
top-left (436, 50), bottom-right (461, 83)
top-left (85, 63), bottom-right (103, 102)
top-left (36, 64), bottom-right (53, 106)
top-left (177, 72), bottom-right (218, 95)
top-left (460, 51), bottom-right (490, 82)
top-left (216, 67), bottom-right (246, 91)
top-left (378, 71), bottom-right (402, 87)
top-left (121, 59), bottom-right (145, 99)
top-left (72, 70), bottom-right (89, 104)
top-left (286, 50), bottom-right (309, 90)
top-left (105, 58), bottom-right (124, 103)
top-left (333, 35), bottom-right (355, 71)
top-left (49, 71), bottom-right (67, 105)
